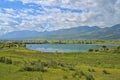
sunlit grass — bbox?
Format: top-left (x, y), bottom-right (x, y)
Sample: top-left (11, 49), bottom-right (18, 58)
top-left (0, 43), bottom-right (120, 80)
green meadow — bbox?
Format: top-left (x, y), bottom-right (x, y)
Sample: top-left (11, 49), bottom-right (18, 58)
top-left (0, 42), bottom-right (120, 80)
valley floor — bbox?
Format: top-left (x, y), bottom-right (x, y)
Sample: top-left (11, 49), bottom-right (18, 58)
top-left (0, 47), bottom-right (120, 80)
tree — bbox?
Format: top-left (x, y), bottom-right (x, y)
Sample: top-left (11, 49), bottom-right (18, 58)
top-left (102, 45), bottom-right (107, 51)
top-left (88, 49), bottom-right (94, 52)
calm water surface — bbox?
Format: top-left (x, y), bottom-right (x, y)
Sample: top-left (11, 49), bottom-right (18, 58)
top-left (26, 44), bottom-right (117, 52)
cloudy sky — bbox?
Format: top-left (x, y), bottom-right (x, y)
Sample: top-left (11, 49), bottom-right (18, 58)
top-left (0, 0), bottom-right (120, 34)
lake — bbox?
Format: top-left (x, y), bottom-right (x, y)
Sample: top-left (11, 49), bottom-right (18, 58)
top-left (26, 44), bottom-right (117, 52)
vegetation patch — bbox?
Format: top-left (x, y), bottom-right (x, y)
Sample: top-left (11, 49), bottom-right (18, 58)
top-left (0, 42), bottom-right (119, 80)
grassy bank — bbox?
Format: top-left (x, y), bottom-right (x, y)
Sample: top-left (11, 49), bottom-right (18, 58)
top-left (0, 43), bottom-right (120, 80)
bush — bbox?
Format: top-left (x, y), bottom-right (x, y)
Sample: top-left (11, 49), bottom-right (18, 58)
top-left (58, 62), bottom-right (65, 67)
top-left (95, 49), bottom-right (99, 52)
top-left (117, 46), bottom-right (120, 49)
top-left (68, 63), bottom-right (76, 71)
top-left (63, 75), bottom-right (68, 79)
top-left (88, 68), bottom-right (96, 72)
top-left (20, 60), bottom-right (47, 72)
top-left (5, 58), bottom-right (12, 64)
top-left (85, 74), bottom-right (95, 80)
top-left (22, 66), bottom-right (33, 71)
top-left (68, 66), bottom-right (75, 71)
top-left (50, 60), bottom-right (58, 68)
top-left (62, 68), bottom-right (69, 72)
top-left (0, 57), bottom-right (5, 63)
top-left (72, 70), bottom-right (85, 78)
top-left (35, 62), bottom-right (47, 72)
top-left (80, 71), bottom-right (85, 76)
top-left (88, 49), bottom-right (94, 52)
top-left (38, 75), bottom-right (43, 80)
top-left (0, 57), bottom-right (12, 64)
top-left (103, 70), bottom-right (110, 74)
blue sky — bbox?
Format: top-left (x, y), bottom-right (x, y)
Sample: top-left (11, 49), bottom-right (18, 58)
top-left (0, 0), bottom-right (120, 34)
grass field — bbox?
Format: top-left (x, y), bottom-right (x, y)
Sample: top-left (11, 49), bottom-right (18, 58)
top-left (0, 45), bottom-right (120, 80)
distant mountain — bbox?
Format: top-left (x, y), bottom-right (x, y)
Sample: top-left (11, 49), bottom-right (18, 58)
top-left (88, 24), bottom-right (120, 39)
top-left (42, 26), bottom-right (100, 39)
top-left (0, 30), bottom-right (48, 40)
top-left (0, 24), bottom-right (120, 40)
top-left (0, 26), bottom-right (100, 40)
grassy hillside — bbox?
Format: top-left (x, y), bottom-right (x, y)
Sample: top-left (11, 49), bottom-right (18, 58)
top-left (0, 43), bottom-right (120, 80)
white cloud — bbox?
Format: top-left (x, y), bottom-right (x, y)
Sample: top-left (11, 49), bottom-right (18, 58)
top-left (0, 0), bottom-right (120, 34)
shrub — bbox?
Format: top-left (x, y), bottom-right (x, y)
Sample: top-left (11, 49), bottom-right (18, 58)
top-left (88, 49), bottom-right (94, 52)
top-left (102, 45), bottom-right (107, 49)
top-left (72, 70), bottom-right (85, 78)
top-left (62, 68), bottom-right (69, 72)
top-left (58, 62), bottom-right (65, 67)
top-left (50, 60), bottom-right (58, 68)
top-left (35, 62), bottom-right (47, 72)
top-left (0, 57), bottom-right (5, 63)
top-left (85, 74), bottom-right (95, 80)
top-left (91, 69), bottom-right (95, 72)
top-left (80, 71), bottom-right (85, 76)
top-left (68, 67), bottom-right (75, 71)
top-left (20, 60), bottom-right (47, 72)
top-left (103, 70), bottom-right (110, 74)
top-left (63, 75), bottom-right (68, 79)
top-left (22, 66), bottom-right (33, 71)
top-left (5, 58), bottom-right (12, 64)
top-left (38, 75), bottom-right (43, 80)
top-left (117, 46), bottom-right (120, 50)
top-left (0, 57), bottom-right (12, 64)
top-left (88, 68), bottom-right (96, 72)
top-left (95, 49), bottom-right (99, 52)
top-left (68, 65), bottom-right (75, 71)
top-left (68, 63), bottom-right (76, 71)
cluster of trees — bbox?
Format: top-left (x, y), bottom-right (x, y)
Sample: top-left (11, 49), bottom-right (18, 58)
top-left (88, 45), bottom-right (108, 52)
top-left (0, 42), bottom-right (25, 49)
top-left (0, 40), bottom-right (97, 44)
top-left (1, 39), bottom-right (120, 44)
top-left (88, 45), bottom-right (120, 53)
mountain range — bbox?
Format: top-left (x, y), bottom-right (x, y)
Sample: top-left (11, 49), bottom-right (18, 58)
top-left (0, 24), bottom-right (120, 40)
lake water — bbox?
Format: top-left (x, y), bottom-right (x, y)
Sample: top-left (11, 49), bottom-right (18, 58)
top-left (26, 44), bottom-right (117, 52)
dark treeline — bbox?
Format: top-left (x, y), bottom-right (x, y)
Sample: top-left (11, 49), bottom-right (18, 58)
top-left (0, 39), bottom-right (119, 44)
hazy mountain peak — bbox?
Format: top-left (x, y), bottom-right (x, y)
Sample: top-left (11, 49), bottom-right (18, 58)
top-left (0, 24), bottom-right (120, 40)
